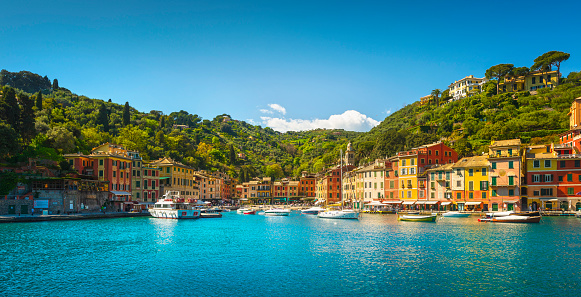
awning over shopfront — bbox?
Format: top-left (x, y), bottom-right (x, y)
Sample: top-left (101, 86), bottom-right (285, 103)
top-left (415, 201), bottom-right (426, 205)
top-left (503, 200), bottom-right (519, 203)
top-left (465, 202), bottom-right (482, 206)
top-left (402, 201), bottom-right (415, 205)
top-left (441, 202), bottom-right (452, 206)
top-left (383, 201), bottom-right (403, 204)
top-left (366, 201), bottom-right (384, 206)
top-left (159, 177), bottom-right (170, 180)
top-left (425, 201), bottom-right (439, 205)
top-left (539, 198), bottom-right (558, 202)
top-left (110, 191), bottom-right (132, 196)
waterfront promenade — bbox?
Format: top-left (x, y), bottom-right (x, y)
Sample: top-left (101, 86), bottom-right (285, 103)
top-left (0, 211), bottom-right (150, 223)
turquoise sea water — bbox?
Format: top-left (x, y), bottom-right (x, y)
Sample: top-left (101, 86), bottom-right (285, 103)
top-left (1, 212), bottom-right (581, 297)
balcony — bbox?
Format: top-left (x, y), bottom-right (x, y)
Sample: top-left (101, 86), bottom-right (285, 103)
top-left (489, 153), bottom-right (520, 159)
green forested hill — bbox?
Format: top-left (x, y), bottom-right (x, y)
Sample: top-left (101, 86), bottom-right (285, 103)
top-left (2, 65), bottom-right (581, 181)
top-left (0, 70), bottom-right (360, 180)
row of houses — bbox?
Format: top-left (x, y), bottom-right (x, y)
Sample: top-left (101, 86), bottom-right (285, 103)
top-left (0, 143), bottom-right (237, 215)
top-left (62, 144), bottom-right (236, 209)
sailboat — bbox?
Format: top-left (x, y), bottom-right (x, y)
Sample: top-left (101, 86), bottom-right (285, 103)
top-left (318, 149), bottom-right (359, 220)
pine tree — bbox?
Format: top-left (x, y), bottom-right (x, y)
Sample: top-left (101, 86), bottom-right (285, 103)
top-left (96, 102), bottom-right (109, 132)
top-left (123, 102), bottom-right (130, 126)
top-left (19, 93), bottom-right (36, 143)
top-left (52, 78), bottom-right (59, 89)
top-left (35, 91), bottom-right (43, 110)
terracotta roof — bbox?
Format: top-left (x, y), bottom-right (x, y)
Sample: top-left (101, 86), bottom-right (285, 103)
top-left (489, 139), bottom-right (521, 147)
top-left (452, 155), bottom-right (489, 168)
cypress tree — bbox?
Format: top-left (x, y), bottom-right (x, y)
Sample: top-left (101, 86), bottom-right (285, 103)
top-left (52, 78), bottom-right (59, 89)
top-left (19, 93), bottom-right (36, 143)
top-left (229, 144), bottom-right (236, 164)
top-left (96, 102), bottom-right (109, 132)
top-left (123, 101), bottom-right (130, 126)
top-left (35, 91), bottom-right (43, 110)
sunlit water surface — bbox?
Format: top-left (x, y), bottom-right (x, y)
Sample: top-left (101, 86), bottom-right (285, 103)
top-left (1, 213), bottom-right (580, 296)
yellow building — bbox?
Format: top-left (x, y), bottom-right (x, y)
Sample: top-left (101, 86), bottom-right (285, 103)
top-left (499, 70), bottom-right (559, 93)
top-left (149, 157), bottom-right (196, 199)
top-left (452, 156), bottom-right (490, 211)
top-left (568, 97), bottom-right (581, 129)
top-left (419, 95), bottom-right (434, 106)
top-left (398, 152), bottom-right (418, 201)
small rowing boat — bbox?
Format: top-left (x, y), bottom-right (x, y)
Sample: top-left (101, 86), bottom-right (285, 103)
top-left (397, 213), bottom-right (437, 222)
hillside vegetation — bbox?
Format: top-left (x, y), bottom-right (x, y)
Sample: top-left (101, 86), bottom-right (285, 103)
top-left (0, 70), bottom-right (360, 181)
top-left (2, 52), bottom-right (580, 180)
top-left (356, 71), bottom-right (581, 161)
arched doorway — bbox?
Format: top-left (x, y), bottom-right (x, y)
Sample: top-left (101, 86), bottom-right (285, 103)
top-left (576, 202), bottom-right (581, 211)
top-left (546, 201), bottom-right (553, 210)
top-left (560, 201), bottom-right (569, 211)
top-left (531, 201), bottom-right (538, 211)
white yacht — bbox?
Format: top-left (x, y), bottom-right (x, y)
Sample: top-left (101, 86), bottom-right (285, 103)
top-left (318, 208), bottom-right (359, 219)
top-left (264, 208), bottom-right (291, 216)
top-left (149, 191), bottom-right (200, 219)
top-left (301, 206), bottom-right (325, 215)
top-left (237, 207), bottom-right (252, 214)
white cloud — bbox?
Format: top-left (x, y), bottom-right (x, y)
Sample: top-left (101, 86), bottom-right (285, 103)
top-left (261, 110), bottom-right (380, 133)
top-left (267, 103), bottom-right (286, 115)
top-left (385, 109), bottom-right (392, 115)
top-left (260, 109), bottom-right (273, 114)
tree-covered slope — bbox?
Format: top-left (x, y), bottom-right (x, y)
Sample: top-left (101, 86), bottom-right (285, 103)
top-left (0, 69), bottom-right (361, 180)
top-left (355, 71), bottom-right (581, 162)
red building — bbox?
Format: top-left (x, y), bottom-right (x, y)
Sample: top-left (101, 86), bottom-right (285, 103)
top-left (65, 143), bottom-right (133, 210)
top-left (299, 172), bottom-right (316, 199)
top-left (384, 157), bottom-right (399, 201)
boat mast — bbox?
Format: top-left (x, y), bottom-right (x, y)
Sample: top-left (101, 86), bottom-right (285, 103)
top-left (340, 149), bottom-right (343, 210)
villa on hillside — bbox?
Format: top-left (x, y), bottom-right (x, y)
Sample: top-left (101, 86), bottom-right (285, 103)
top-left (448, 75), bottom-right (488, 101)
top-left (498, 70), bottom-right (559, 94)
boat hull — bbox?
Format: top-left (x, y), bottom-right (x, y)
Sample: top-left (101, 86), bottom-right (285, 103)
top-left (492, 216), bottom-right (541, 223)
top-left (264, 210), bottom-right (290, 216)
top-left (397, 214), bottom-right (437, 222)
top-left (442, 212), bottom-right (470, 218)
top-left (149, 209), bottom-right (200, 219)
top-left (318, 210), bottom-right (359, 219)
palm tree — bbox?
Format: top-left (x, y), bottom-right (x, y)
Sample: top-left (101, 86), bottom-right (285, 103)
top-left (431, 89), bottom-right (441, 106)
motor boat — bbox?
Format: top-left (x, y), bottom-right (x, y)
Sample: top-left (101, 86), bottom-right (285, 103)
top-left (237, 208), bottom-right (252, 214)
top-left (301, 207), bottom-right (325, 215)
top-left (318, 209), bottom-right (359, 219)
top-left (442, 211), bottom-right (471, 218)
top-left (264, 208), bottom-right (291, 216)
top-left (149, 191), bottom-right (200, 219)
top-left (492, 215), bottom-right (541, 223)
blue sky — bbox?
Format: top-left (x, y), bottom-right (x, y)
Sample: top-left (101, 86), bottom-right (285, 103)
top-left (2, 0), bottom-right (580, 132)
